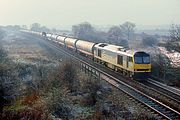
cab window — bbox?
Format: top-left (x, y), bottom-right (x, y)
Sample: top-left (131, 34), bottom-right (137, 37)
top-left (134, 52), bottom-right (150, 64)
top-left (134, 57), bottom-right (143, 64)
top-left (143, 56), bottom-right (150, 64)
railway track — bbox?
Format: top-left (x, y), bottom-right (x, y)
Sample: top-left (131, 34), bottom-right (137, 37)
top-left (98, 65), bottom-right (180, 116)
top-left (23, 33), bottom-right (180, 119)
top-left (148, 78), bottom-right (180, 100)
top-left (144, 78), bottom-right (180, 110)
top-left (111, 72), bottom-right (180, 112)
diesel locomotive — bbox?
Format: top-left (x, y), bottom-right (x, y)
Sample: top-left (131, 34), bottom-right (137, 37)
top-left (22, 30), bottom-right (151, 80)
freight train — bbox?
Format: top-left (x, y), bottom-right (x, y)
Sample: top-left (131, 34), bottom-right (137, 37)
top-left (22, 30), bottom-right (151, 80)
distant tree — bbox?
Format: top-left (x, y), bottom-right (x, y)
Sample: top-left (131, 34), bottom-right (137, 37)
top-left (170, 24), bottom-right (180, 41)
top-left (107, 26), bottom-right (123, 41)
top-left (30, 23), bottom-right (50, 32)
top-left (41, 26), bottom-right (50, 32)
top-left (142, 36), bottom-right (157, 47)
top-left (30, 23), bottom-right (41, 32)
top-left (72, 22), bottom-right (109, 42)
top-left (120, 22), bottom-right (136, 40)
top-left (72, 22), bottom-right (94, 40)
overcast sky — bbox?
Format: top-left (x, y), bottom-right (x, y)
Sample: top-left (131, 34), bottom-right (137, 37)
top-left (0, 0), bottom-right (179, 28)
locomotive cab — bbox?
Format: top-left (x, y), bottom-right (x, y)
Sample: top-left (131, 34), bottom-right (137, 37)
top-left (133, 52), bottom-right (151, 79)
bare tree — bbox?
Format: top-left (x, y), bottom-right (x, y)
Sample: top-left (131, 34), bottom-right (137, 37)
top-left (107, 26), bottom-right (122, 41)
top-left (120, 22), bottom-right (136, 40)
top-left (30, 23), bottom-right (41, 32)
top-left (170, 24), bottom-right (180, 41)
top-left (41, 26), bottom-right (50, 32)
top-left (166, 24), bottom-right (180, 52)
top-left (72, 22), bottom-right (94, 40)
top-left (30, 23), bottom-right (50, 32)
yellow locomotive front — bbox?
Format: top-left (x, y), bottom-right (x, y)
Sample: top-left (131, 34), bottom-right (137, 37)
top-left (133, 52), bottom-right (151, 79)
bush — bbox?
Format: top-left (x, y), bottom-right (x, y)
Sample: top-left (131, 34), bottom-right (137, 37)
top-left (165, 41), bottom-right (180, 52)
top-left (36, 61), bottom-right (77, 118)
top-left (0, 109), bottom-right (47, 120)
top-left (79, 76), bottom-right (101, 106)
top-left (58, 61), bottom-right (77, 92)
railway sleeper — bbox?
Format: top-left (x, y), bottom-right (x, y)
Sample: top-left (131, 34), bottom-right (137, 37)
top-left (162, 110), bottom-right (171, 114)
top-left (156, 116), bottom-right (163, 119)
top-left (166, 114), bottom-right (175, 118)
top-left (151, 105), bottom-right (162, 109)
top-left (147, 101), bottom-right (155, 105)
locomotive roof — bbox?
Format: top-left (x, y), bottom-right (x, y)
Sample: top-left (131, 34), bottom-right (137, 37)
top-left (95, 43), bottom-right (137, 56)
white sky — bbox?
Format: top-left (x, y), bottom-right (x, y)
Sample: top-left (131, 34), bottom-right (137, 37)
top-left (0, 0), bottom-right (179, 28)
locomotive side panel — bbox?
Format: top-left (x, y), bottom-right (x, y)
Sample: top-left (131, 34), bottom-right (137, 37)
top-left (94, 44), bottom-right (134, 72)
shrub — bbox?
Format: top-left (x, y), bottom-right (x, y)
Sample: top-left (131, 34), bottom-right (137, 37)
top-left (0, 109), bottom-right (48, 120)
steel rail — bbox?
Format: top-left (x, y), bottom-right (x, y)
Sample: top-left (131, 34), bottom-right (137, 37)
top-left (148, 78), bottom-right (180, 97)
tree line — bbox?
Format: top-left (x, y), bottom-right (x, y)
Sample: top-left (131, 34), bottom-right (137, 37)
top-left (72, 22), bottom-right (136, 48)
